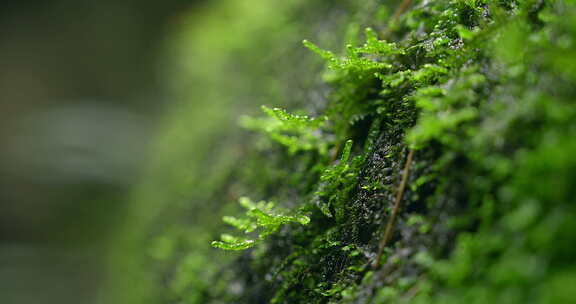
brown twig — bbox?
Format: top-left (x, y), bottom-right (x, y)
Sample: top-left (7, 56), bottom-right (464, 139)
top-left (392, 0), bottom-right (413, 23)
top-left (373, 148), bottom-right (414, 268)
top-left (330, 141), bottom-right (342, 162)
top-left (382, 0), bottom-right (413, 38)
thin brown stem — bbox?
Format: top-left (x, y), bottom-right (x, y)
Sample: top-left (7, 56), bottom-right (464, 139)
top-left (331, 141), bottom-right (342, 162)
top-left (392, 0), bottom-right (413, 23)
top-left (373, 148), bottom-right (414, 268)
top-left (382, 0), bottom-right (413, 38)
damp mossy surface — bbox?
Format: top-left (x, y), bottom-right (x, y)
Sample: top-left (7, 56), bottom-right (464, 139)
top-left (139, 1), bottom-right (576, 303)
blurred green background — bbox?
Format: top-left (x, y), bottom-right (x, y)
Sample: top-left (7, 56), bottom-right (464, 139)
top-left (0, 0), bottom-right (350, 302)
top-left (0, 1), bottom-right (200, 303)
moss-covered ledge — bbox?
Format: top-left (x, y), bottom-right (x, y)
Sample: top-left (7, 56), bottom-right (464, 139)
top-left (138, 1), bottom-right (576, 303)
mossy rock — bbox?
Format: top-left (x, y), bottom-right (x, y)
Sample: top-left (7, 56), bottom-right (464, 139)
top-left (136, 0), bottom-right (576, 303)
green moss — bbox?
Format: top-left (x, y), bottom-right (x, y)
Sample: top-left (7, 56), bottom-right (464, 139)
top-left (240, 106), bottom-right (329, 155)
top-left (139, 0), bottom-right (576, 303)
top-left (211, 197), bottom-right (310, 250)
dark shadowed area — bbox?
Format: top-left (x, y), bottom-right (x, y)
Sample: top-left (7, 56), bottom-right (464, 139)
top-left (0, 1), bottom-right (201, 303)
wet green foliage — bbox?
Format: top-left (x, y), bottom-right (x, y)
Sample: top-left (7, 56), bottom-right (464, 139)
top-left (314, 139), bottom-right (360, 220)
top-left (240, 106), bottom-right (329, 155)
top-left (211, 197), bottom-right (310, 250)
top-left (143, 0), bottom-right (576, 303)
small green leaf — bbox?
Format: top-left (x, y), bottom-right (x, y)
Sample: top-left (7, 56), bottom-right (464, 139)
top-left (341, 140), bottom-right (353, 163)
top-left (212, 197), bottom-right (311, 251)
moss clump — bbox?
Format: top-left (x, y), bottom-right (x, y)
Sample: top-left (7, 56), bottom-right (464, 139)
top-left (211, 196), bottom-right (310, 250)
top-left (140, 0), bottom-right (576, 303)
